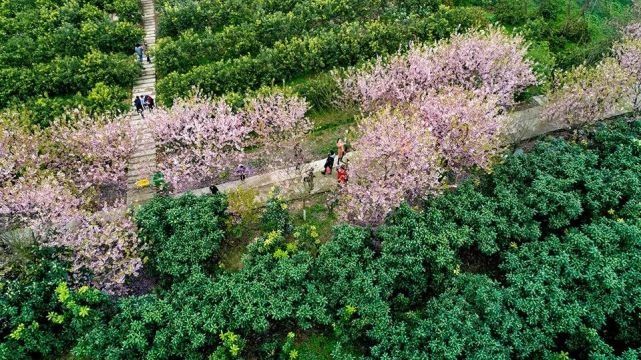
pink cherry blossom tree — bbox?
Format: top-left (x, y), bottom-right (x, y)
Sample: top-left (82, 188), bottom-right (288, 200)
top-left (45, 113), bottom-right (136, 192)
top-left (152, 92), bottom-right (310, 193)
top-left (542, 57), bottom-right (633, 128)
top-left (151, 94), bottom-right (251, 192)
top-left (416, 88), bottom-right (507, 175)
top-left (0, 116), bottom-right (42, 185)
top-left (615, 24), bottom-right (641, 111)
top-left (340, 26), bottom-right (537, 111)
top-left (340, 107), bottom-right (441, 226)
top-left (243, 93), bottom-right (311, 143)
top-left (0, 176), bottom-right (143, 295)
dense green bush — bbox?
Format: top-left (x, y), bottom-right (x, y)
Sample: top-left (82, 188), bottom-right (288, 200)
top-left (6, 116), bottom-right (641, 358)
top-left (67, 120), bottom-right (641, 358)
top-left (134, 194), bottom-right (228, 283)
top-left (261, 192), bottom-right (293, 234)
top-left (157, 0), bottom-right (304, 38)
top-left (0, 255), bottom-right (110, 360)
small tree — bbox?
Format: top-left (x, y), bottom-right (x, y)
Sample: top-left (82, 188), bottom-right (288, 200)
top-left (151, 94), bottom-right (251, 193)
top-left (340, 108), bottom-right (441, 226)
top-left (614, 24), bottom-right (641, 111)
top-left (46, 113), bottom-right (135, 192)
top-left (0, 176), bottom-right (143, 295)
top-left (416, 88), bottom-right (507, 175)
top-left (0, 115), bottom-right (42, 185)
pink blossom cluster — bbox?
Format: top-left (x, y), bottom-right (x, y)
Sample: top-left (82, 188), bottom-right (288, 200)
top-left (151, 96), bottom-right (251, 192)
top-left (341, 88), bottom-right (507, 226)
top-left (338, 27), bottom-right (526, 226)
top-left (341, 108), bottom-right (441, 226)
top-left (417, 88), bottom-right (506, 174)
top-left (0, 117), bottom-right (43, 185)
top-left (152, 92), bottom-right (310, 192)
top-left (244, 93), bottom-right (312, 142)
top-left (0, 176), bottom-right (143, 295)
top-left (340, 27), bottom-right (537, 111)
top-left (46, 115), bottom-right (136, 191)
top-left (543, 21), bottom-right (641, 127)
top-left (543, 58), bottom-right (634, 128)
top-left (615, 23), bottom-right (641, 111)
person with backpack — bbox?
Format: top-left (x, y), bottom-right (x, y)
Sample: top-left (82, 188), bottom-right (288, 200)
top-left (134, 95), bottom-right (144, 117)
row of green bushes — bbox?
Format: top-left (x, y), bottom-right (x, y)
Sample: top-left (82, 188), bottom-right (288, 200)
top-left (0, 51), bottom-right (140, 108)
top-left (156, 7), bottom-right (490, 104)
top-left (154, 0), bottom-right (437, 77)
top-left (0, 0), bottom-right (143, 125)
top-left (4, 119), bottom-right (641, 358)
top-left (456, 0), bottom-right (632, 68)
top-left (157, 0), bottom-right (305, 38)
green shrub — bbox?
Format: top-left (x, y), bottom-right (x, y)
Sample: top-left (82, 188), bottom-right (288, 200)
top-left (0, 0), bottom-right (142, 125)
top-left (135, 194), bottom-right (229, 282)
top-left (0, 256), bottom-right (110, 360)
top-left (261, 190), bottom-right (293, 234)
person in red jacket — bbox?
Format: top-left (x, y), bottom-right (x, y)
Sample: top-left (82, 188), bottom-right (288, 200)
top-left (337, 164), bottom-right (348, 184)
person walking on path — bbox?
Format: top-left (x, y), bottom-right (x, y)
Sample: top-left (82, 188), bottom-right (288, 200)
top-left (144, 94), bottom-right (155, 111)
top-left (143, 41), bottom-right (151, 63)
top-left (337, 164), bottom-right (348, 184)
top-left (134, 95), bottom-right (144, 117)
top-left (134, 44), bottom-right (143, 63)
top-left (235, 164), bottom-right (249, 181)
top-left (322, 151), bottom-right (335, 175)
top-left (336, 138), bottom-right (345, 166)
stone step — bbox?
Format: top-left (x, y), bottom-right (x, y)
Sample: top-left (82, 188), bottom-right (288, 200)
top-left (126, 191), bottom-right (155, 206)
top-left (128, 160), bottom-right (156, 172)
top-left (131, 147), bottom-right (156, 157)
top-left (128, 166), bottom-right (156, 179)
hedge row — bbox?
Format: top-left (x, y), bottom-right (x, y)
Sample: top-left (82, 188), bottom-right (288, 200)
top-left (0, 51), bottom-right (140, 109)
top-left (154, 0), bottom-right (437, 77)
top-left (157, 7), bottom-right (490, 104)
top-left (0, 0), bottom-right (143, 124)
top-left (157, 0), bottom-right (305, 37)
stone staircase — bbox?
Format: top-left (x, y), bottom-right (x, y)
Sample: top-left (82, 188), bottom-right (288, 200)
top-left (126, 0), bottom-right (157, 206)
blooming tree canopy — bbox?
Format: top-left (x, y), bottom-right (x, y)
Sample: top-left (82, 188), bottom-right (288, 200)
top-left (0, 176), bottom-right (143, 295)
top-left (341, 108), bottom-right (441, 226)
top-left (152, 95), bottom-right (251, 192)
top-left (542, 58), bottom-right (633, 128)
top-left (340, 26), bottom-right (537, 111)
top-left (615, 23), bottom-right (641, 110)
top-left (152, 92), bottom-right (310, 193)
top-left (0, 117), bottom-right (41, 185)
top-left (417, 88), bottom-right (507, 174)
top-left (46, 114), bottom-right (136, 191)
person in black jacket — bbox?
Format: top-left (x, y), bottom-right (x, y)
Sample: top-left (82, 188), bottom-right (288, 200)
top-left (322, 151), bottom-right (335, 175)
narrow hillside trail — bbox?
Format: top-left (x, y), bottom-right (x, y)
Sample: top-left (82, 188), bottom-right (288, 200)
top-left (126, 0), bottom-right (157, 206)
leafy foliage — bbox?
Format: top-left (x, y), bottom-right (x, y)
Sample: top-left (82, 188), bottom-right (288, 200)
top-left (0, 0), bottom-right (143, 124)
top-left (20, 119), bottom-right (635, 358)
top-left (135, 194), bottom-right (228, 282)
top-left (0, 256), bottom-right (110, 360)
